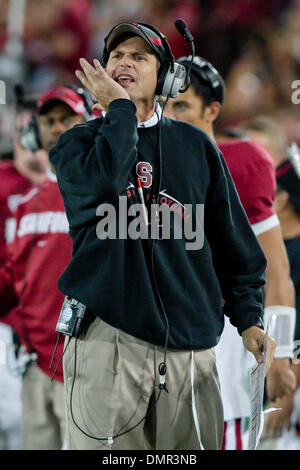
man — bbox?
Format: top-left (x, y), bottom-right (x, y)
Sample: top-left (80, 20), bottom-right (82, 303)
top-left (0, 86), bottom-right (90, 450)
top-left (164, 55), bottom-right (296, 449)
top-left (0, 103), bottom-right (48, 266)
top-left (0, 99), bottom-right (48, 450)
top-left (50, 22), bottom-right (275, 451)
top-left (0, 98), bottom-right (49, 302)
top-left (241, 116), bottom-right (300, 448)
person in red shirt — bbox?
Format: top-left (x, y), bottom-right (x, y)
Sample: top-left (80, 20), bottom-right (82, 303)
top-left (164, 55), bottom-right (296, 449)
top-left (0, 98), bottom-right (48, 266)
top-left (0, 85), bottom-right (92, 449)
top-left (239, 116), bottom-right (300, 448)
top-left (0, 99), bottom-right (48, 449)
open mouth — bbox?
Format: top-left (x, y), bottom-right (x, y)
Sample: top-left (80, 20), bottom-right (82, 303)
top-left (115, 73), bottom-right (136, 86)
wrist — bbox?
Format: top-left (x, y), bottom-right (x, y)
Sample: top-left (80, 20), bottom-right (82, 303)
top-left (242, 325), bottom-right (264, 338)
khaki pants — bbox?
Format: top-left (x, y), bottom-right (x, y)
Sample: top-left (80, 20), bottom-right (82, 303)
top-left (22, 362), bottom-right (65, 450)
top-left (63, 317), bottom-right (224, 450)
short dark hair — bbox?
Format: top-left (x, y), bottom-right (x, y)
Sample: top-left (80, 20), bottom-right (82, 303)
top-left (189, 70), bottom-right (224, 123)
top-left (189, 70), bottom-right (216, 107)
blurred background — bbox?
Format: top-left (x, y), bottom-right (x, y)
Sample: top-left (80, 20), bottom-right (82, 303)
top-left (1, 0), bottom-right (300, 155)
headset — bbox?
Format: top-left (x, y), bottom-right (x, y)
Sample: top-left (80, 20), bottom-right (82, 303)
top-left (143, 23), bottom-right (186, 98)
top-left (19, 114), bottom-right (41, 153)
top-left (102, 22), bottom-right (188, 98)
top-left (19, 85), bottom-right (95, 153)
top-left (177, 55), bottom-right (225, 104)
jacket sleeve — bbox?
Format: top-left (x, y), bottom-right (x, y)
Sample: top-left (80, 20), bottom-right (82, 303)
top-left (49, 99), bottom-right (139, 231)
top-left (204, 139), bottom-right (266, 335)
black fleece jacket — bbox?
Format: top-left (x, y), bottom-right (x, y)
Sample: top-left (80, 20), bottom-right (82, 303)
top-left (50, 98), bottom-right (266, 350)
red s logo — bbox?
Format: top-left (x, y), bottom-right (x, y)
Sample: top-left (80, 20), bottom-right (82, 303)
top-left (136, 162), bottom-right (153, 188)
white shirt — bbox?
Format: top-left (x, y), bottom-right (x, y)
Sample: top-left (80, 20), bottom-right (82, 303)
top-left (102, 101), bottom-right (162, 128)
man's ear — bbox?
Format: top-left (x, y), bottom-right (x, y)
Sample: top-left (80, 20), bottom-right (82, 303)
top-left (275, 190), bottom-right (290, 212)
top-left (205, 101), bottom-right (222, 124)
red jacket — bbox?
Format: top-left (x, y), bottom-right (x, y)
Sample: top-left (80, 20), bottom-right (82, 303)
top-left (0, 160), bottom-right (31, 266)
top-left (0, 171), bottom-right (72, 381)
top-left (0, 160), bottom-right (32, 327)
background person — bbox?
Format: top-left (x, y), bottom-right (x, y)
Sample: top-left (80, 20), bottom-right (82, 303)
top-left (241, 116), bottom-right (300, 449)
top-left (0, 97), bottom-right (48, 450)
top-left (164, 55), bottom-right (296, 449)
top-left (0, 86), bottom-right (90, 449)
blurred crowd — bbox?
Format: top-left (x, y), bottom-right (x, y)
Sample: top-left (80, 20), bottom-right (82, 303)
top-left (1, 0), bottom-right (300, 154)
top-left (1, 0), bottom-right (300, 452)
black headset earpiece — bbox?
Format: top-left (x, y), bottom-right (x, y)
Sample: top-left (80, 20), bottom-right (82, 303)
top-left (137, 23), bottom-right (186, 98)
top-left (14, 84), bottom-right (41, 153)
top-left (19, 114), bottom-right (42, 153)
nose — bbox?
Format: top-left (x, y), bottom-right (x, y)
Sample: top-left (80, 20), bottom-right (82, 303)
top-left (51, 120), bottom-right (68, 136)
top-left (118, 54), bottom-right (133, 68)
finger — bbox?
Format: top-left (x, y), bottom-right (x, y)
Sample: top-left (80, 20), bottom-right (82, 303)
top-left (249, 345), bottom-right (263, 364)
top-left (79, 58), bottom-right (97, 77)
top-left (254, 339), bottom-right (264, 364)
top-left (92, 103), bottom-right (103, 111)
top-left (246, 335), bottom-right (264, 363)
top-left (75, 70), bottom-right (89, 87)
top-left (93, 59), bottom-right (106, 75)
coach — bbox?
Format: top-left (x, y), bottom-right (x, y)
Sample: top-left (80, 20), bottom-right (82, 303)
top-left (50, 22), bottom-right (276, 450)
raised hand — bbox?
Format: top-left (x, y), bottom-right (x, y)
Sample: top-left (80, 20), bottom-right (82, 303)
top-left (75, 58), bottom-right (130, 112)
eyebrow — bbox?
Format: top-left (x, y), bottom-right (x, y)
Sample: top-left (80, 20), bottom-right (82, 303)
top-left (173, 101), bottom-right (189, 107)
top-left (112, 48), bottom-right (150, 56)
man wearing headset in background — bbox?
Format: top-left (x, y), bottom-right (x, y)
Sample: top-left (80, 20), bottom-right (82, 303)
top-left (0, 96), bottom-right (48, 450)
top-left (50, 22), bottom-right (276, 450)
top-left (239, 116), bottom-right (300, 448)
top-left (0, 86), bottom-right (91, 449)
top-left (164, 56), bottom-right (297, 449)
